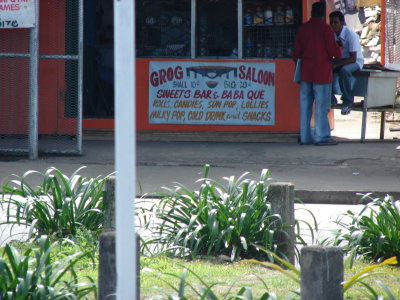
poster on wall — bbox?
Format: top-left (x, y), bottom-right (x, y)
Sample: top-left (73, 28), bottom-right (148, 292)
top-left (149, 61), bottom-right (275, 125)
top-left (0, 0), bottom-right (36, 29)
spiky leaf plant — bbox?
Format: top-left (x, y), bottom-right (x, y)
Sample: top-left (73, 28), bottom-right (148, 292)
top-left (139, 165), bottom-right (290, 261)
top-left (0, 235), bottom-right (96, 299)
top-left (330, 193), bottom-right (400, 264)
top-left (1, 166), bottom-right (110, 239)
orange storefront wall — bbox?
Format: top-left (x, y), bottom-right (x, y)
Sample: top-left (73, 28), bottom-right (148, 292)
top-left (84, 0), bottom-right (321, 133)
top-left (0, 0), bottom-right (346, 135)
top-left (86, 0), bottom-right (385, 134)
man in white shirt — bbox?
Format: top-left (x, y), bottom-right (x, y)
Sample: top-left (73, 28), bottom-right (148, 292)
top-left (329, 10), bottom-right (364, 115)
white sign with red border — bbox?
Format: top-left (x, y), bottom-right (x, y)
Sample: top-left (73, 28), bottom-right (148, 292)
top-left (0, 0), bottom-right (35, 29)
top-left (149, 61), bottom-right (276, 125)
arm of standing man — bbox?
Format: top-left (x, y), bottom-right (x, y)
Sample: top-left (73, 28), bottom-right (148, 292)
top-left (293, 30), bottom-right (303, 62)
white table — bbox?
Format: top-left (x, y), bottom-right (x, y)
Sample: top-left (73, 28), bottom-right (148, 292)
top-left (351, 69), bottom-right (400, 142)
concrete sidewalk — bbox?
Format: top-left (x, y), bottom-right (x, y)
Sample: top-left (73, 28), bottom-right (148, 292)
top-left (136, 140), bottom-right (400, 202)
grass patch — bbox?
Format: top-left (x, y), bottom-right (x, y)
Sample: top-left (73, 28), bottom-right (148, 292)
top-left (342, 259), bottom-right (400, 300)
top-left (139, 255), bottom-right (400, 299)
top-left (2, 242), bottom-right (399, 299)
top-left (140, 255), bottom-right (298, 299)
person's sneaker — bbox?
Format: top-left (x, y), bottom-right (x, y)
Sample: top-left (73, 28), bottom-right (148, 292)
top-left (331, 99), bottom-right (338, 108)
top-left (314, 138), bottom-right (339, 146)
top-left (341, 105), bottom-right (351, 115)
top-left (297, 137), bottom-right (312, 145)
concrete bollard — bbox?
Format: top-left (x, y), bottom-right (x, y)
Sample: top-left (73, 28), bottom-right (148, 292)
top-left (100, 177), bottom-right (140, 299)
top-left (300, 246), bottom-right (343, 300)
top-left (104, 176), bottom-right (116, 232)
top-left (98, 231), bottom-right (117, 300)
top-left (98, 231), bottom-right (141, 300)
top-left (268, 182), bottom-right (295, 264)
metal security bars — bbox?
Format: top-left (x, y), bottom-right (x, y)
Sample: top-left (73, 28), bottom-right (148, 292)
top-left (0, 0), bottom-right (83, 159)
top-left (385, 0), bottom-right (400, 64)
top-left (0, 28), bottom-right (32, 157)
top-left (135, 0), bottom-right (302, 59)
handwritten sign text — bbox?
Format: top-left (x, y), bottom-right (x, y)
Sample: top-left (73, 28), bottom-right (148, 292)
top-left (149, 61), bottom-right (276, 125)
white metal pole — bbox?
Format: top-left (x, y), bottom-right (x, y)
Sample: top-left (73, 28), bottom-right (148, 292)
top-left (238, 0), bottom-right (243, 59)
top-left (191, 0), bottom-right (196, 58)
top-left (29, 0), bottom-right (39, 160)
top-left (114, 0), bottom-right (136, 299)
top-left (77, 0), bottom-right (84, 155)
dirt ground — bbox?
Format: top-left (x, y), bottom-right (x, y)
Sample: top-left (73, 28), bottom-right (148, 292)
top-left (331, 102), bottom-right (400, 142)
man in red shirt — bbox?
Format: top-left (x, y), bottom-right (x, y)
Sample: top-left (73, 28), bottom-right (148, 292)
top-left (293, 2), bottom-right (342, 145)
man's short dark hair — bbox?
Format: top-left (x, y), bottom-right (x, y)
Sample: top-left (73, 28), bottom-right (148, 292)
top-left (311, 2), bottom-right (325, 18)
top-left (329, 10), bottom-right (345, 23)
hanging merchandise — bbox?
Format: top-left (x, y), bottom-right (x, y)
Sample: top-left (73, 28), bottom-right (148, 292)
top-left (231, 48), bottom-right (238, 56)
top-left (199, 35), bottom-right (208, 56)
top-left (145, 16), bottom-right (156, 26)
top-left (199, 15), bottom-right (208, 36)
top-left (171, 15), bottom-right (183, 26)
top-left (256, 43), bottom-right (264, 57)
top-left (264, 6), bottom-right (274, 25)
top-left (245, 43), bottom-right (254, 57)
top-left (276, 42), bottom-right (284, 58)
top-left (274, 5), bottom-right (285, 25)
top-left (286, 43), bottom-right (293, 57)
top-left (199, 35), bottom-right (207, 46)
top-left (285, 5), bottom-right (294, 24)
top-left (244, 33), bottom-right (254, 57)
top-left (264, 42), bottom-right (274, 58)
top-left (200, 47), bottom-right (208, 56)
top-left (253, 7), bottom-right (264, 24)
top-left (244, 8), bottom-right (253, 25)
top-left (158, 14), bottom-right (169, 26)
top-left (344, 0), bottom-right (357, 14)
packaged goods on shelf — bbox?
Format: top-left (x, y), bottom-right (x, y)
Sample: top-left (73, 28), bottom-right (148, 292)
top-left (356, 6), bottom-right (381, 64)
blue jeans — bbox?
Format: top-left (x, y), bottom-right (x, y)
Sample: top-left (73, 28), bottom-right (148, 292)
top-left (332, 62), bottom-right (360, 106)
top-left (300, 82), bottom-right (332, 144)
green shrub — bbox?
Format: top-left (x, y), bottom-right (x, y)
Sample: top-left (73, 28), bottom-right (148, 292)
top-left (0, 236), bottom-right (96, 299)
top-left (139, 165), bottom-right (305, 261)
top-left (1, 166), bottom-right (110, 239)
top-left (330, 193), bottom-right (400, 263)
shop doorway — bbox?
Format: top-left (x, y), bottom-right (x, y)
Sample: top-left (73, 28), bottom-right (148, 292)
top-left (83, 0), bottom-right (114, 119)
